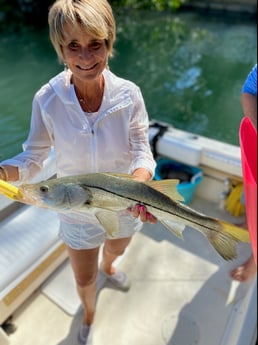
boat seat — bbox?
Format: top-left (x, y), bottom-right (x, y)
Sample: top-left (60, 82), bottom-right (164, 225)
top-left (0, 202), bottom-right (67, 325)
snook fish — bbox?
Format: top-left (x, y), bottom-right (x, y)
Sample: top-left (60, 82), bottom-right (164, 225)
top-left (16, 172), bottom-right (249, 260)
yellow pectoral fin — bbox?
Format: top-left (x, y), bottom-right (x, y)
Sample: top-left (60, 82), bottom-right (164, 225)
top-left (0, 180), bottom-right (21, 201)
top-left (145, 179), bottom-right (185, 202)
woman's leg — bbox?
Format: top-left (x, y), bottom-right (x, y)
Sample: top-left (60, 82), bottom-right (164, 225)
top-left (66, 245), bottom-right (100, 325)
top-left (67, 237), bottom-right (132, 324)
top-left (101, 237), bottom-right (132, 275)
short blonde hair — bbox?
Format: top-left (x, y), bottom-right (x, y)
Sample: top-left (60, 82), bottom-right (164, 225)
top-left (48, 0), bottom-right (116, 62)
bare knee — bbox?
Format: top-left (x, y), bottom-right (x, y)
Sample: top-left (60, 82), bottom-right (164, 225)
top-left (104, 245), bottom-right (124, 257)
top-left (75, 270), bottom-right (98, 288)
top-left (104, 237), bottom-right (132, 257)
top-left (66, 246), bottom-right (100, 288)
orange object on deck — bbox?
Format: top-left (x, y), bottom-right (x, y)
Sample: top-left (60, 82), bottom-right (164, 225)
top-left (239, 116), bottom-right (257, 264)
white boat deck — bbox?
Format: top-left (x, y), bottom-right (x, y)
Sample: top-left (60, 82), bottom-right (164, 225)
top-left (0, 126), bottom-right (257, 345)
top-left (2, 197), bottom-right (256, 345)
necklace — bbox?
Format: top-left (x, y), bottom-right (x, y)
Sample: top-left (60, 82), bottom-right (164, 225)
top-left (76, 85), bottom-right (104, 113)
top-left (73, 75), bottom-right (104, 113)
top-left (78, 96), bottom-right (102, 113)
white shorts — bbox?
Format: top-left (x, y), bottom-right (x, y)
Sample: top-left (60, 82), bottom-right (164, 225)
top-left (58, 210), bottom-right (143, 250)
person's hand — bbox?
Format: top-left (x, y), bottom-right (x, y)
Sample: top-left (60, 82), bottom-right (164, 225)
top-left (129, 169), bottom-right (157, 223)
top-left (0, 165), bottom-right (19, 182)
top-left (0, 166), bottom-right (8, 181)
top-left (127, 204), bottom-right (157, 224)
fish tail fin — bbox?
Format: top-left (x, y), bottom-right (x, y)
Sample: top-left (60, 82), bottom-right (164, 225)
top-left (218, 220), bottom-right (250, 243)
top-left (206, 231), bottom-right (239, 260)
top-left (206, 221), bottom-right (250, 260)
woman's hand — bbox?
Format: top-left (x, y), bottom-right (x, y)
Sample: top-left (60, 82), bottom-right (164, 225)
top-left (127, 204), bottom-right (157, 224)
top-left (132, 167), bottom-right (152, 182)
top-left (0, 165), bottom-right (19, 181)
top-left (129, 168), bottom-right (157, 223)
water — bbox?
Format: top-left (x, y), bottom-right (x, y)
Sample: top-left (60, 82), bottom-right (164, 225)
top-left (0, 9), bottom-right (256, 161)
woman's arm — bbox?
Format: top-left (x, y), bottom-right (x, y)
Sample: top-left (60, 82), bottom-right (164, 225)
top-left (0, 97), bottom-right (52, 182)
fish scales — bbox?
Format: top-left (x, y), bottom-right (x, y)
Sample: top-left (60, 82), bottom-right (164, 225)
top-left (78, 173), bottom-right (225, 233)
top-left (12, 172), bottom-right (251, 260)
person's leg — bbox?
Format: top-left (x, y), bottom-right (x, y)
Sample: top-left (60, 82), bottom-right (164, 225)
top-left (66, 246), bottom-right (100, 325)
top-left (101, 237), bottom-right (132, 275)
top-left (230, 254), bottom-right (257, 282)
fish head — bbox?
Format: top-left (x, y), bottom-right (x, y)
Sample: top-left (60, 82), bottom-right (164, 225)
top-left (18, 179), bottom-right (91, 211)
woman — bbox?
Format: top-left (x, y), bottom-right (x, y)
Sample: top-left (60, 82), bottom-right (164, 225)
top-left (0, 1), bottom-right (156, 343)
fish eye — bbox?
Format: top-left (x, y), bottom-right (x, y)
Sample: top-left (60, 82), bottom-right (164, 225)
top-left (40, 185), bottom-right (49, 193)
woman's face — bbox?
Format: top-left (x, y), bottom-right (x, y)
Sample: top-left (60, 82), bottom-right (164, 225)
top-left (61, 23), bottom-right (109, 83)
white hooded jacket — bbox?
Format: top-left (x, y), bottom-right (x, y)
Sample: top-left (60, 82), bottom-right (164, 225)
top-left (3, 69), bottom-right (156, 181)
top-left (2, 69), bottom-right (156, 228)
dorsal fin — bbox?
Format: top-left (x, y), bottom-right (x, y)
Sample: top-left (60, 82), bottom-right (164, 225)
top-left (145, 179), bottom-right (185, 202)
top-left (104, 173), bottom-right (184, 202)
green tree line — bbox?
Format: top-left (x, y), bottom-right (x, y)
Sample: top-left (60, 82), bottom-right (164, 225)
top-left (110, 0), bottom-right (186, 10)
top-left (0, 0), bottom-right (186, 30)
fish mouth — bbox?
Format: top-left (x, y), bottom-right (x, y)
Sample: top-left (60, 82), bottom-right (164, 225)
top-left (16, 186), bottom-right (42, 206)
top-left (0, 181), bottom-right (35, 205)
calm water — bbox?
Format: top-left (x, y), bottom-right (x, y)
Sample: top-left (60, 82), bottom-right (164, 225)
top-left (0, 9), bottom-right (256, 161)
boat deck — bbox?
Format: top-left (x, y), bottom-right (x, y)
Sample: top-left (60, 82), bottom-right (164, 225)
top-left (4, 197), bottom-right (257, 345)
